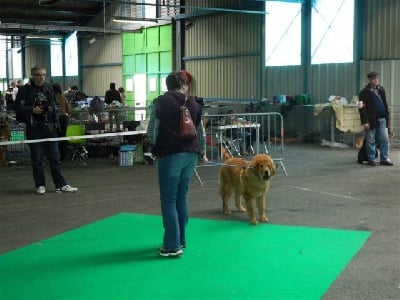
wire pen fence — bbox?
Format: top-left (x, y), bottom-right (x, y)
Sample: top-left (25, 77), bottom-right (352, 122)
top-left (201, 112), bottom-right (287, 174)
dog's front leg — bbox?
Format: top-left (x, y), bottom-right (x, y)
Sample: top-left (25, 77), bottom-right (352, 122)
top-left (257, 194), bottom-right (268, 223)
top-left (244, 195), bottom-right (258, 225)
top-left (234, 194), bottom-right (246, 213)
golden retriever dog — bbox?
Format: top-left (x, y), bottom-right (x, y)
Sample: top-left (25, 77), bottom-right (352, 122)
top-left (218, 154), bottom-right (276, 225)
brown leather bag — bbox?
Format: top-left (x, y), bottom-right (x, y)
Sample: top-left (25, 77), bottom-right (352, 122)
top-left (179, 98), bottom-right (197, 139)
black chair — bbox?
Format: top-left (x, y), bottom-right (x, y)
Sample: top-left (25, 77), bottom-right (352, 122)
top-left (84, 121), bottom-right (111, 157)
top-left (122, 121), bottom-right (142, 144)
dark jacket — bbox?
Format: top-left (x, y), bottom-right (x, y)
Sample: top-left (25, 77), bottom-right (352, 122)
top-left (358, 84), bottom-right (389, 129)
top-left (15, 80), bottom-right (59, 138)
top-left (151, 91), bottom-right (202, 158)
top-left (104, 89), bottom-right (121, 105)
top-left (15, 80), bottom-right (58, 124)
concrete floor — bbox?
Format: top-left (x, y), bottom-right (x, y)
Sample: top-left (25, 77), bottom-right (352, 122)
top-left (1, 144), bottom-right (399, 299)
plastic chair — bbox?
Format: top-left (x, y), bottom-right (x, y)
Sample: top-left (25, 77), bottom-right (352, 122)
top-left (66, 124), bottom-right (88, 167)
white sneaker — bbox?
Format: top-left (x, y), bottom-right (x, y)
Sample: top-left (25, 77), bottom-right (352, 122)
top-left (56, 185), bottom-right (78, 193)
top-left (36, 186), bottom-right (46, 195)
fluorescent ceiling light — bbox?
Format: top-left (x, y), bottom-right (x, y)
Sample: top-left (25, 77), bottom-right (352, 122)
top-left (27, 36), bottom-right (62, 39)
top-left (113, 18), bottom-right (158, 26)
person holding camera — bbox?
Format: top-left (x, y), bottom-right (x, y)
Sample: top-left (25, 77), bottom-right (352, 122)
top-left (15, 65), bottom-right (78, 194)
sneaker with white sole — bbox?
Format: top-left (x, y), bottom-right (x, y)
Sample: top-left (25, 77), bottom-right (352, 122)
top-left (36, 186), bottom-right (46, 195)
top-left (55, 185), bottom-right (78, 193)
top-left (159, 248), bottom-right (183, 257)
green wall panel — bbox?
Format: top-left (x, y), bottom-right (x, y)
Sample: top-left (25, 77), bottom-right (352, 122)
top-left (122, 24), bottom-right (172, 109)
top-left (123, 56), bottom-right (135, 75)
top-left (160, 51), bottom-right (172, 73)
top-left (147, 27), bottom-right (160, 51)
top-left (134, 32), bottom-right (146, 50)
top-left (123, 33), bottom-right (135, 55)
top-left (147, 74), bottom-right (159, 102)
top-left (147, 52), bottom-right (159, 73)
top-left (135, 54), bottom-right (147, 73)
top-left (160, 26), bottom-right (172, 47)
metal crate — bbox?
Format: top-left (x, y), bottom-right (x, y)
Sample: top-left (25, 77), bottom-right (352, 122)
top-left (6, 124), bottom-right (30, 164)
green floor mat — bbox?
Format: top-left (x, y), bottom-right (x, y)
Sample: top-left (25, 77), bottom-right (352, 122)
top-left (0, 213), bottom-right (370, 300)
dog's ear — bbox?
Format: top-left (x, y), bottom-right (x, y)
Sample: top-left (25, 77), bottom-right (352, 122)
top-left (267, 159), bottom-right (276, 176)
top-left (271, 162), bottom-right (277, 176)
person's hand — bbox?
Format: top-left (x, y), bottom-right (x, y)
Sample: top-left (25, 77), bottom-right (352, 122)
top-left (363, 123), bottom-right (370, 130)
top-left (33, 106), bottom-right (43, 115)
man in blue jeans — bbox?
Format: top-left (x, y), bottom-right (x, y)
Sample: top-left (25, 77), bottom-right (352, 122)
top-left (15, 65), bottom-right (78, 194)
top-left (148, 71), bottom-right (205, 257)
top-left (358, 71), bottom-right (394, 166)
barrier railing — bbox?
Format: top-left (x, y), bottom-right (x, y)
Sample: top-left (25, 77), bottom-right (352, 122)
top-left (1, 109), bottom-right (287, 176)
top-left (201, 112), bottom-right (287, 175)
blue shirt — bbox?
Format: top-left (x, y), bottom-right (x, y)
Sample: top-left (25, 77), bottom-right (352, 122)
top-left (372, 89), bottom-right (386, 118)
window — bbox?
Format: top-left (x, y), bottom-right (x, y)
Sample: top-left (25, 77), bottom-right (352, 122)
top-left (50, 38), bottom-right (63, 76)
top-left (11, 48), bottom-right (22, 79)
top-left (65, 31), bottom-right (78, 76)
top-left (141, 0), bottom-right (157, 18)
top-left (265, 1), bottom-right (302, 66)
top-left (311, 0), bottom-right (354, 64)
top-left (0, 36), bottom-right (6, 78)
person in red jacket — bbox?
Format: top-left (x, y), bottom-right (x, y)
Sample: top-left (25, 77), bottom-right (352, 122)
top-left (358, 71), bottom-right (394, 166)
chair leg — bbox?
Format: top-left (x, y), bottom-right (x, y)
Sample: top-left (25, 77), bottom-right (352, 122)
top-left (71, 146), bottom-right (88, 167)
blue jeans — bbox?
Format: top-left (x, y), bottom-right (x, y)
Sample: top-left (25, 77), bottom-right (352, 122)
top-left (157, 152), bottom-right (198, 251)
top-left (365, 118), bottom-right (390, 162)
top-left (27, 124), bottom-right (67, 189)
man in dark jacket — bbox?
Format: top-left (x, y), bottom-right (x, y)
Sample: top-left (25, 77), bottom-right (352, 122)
top-left (358, 71), bottom-right (394, 166)
top-left (15, 65), bottom-right (78, 194)
top-left (104, 82), bottom-right (122, 131)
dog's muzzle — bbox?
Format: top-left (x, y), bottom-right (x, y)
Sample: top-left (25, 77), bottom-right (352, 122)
top-left (262, 171), bottom-right (271, 180)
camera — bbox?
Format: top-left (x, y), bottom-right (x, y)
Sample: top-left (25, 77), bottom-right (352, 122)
top-left (34, 93), bottom-right (49, 114)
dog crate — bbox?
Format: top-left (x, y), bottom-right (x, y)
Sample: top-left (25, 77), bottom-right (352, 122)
top-left (6, 123), bottom-right (30, 164)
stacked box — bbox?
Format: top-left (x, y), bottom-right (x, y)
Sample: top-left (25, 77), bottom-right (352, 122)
top-left (119, 145), bottom-right (135, 167)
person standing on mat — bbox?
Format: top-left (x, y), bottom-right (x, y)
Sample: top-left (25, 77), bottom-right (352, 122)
top-left (358, 71), bottom-right (394, 166)
top-left (15, 65), bottom-right (78, 194)
top-left (148, 71), bottom-right (205, 257)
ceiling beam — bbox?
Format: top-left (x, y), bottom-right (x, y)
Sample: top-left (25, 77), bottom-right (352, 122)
top-left (0, 23), bottom-right (122, 35)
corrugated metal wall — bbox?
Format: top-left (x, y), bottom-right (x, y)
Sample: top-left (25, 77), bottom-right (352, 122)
top-left (182, 0), bottom-right (399, 138)
top-left (309, 64), bottom-right (357, 102)
top-left (363, 0), bottom-right (400, 59)
top-left (360, 60), bottom-right (400, 105)
top-left (265, 66), bottom-right (304, 101)
top-left (184, 0), bottom-right (399, 106)
top-left (81, 34), bottom-right (123, 97)
top-left (24, 44), bottom-right (51, 77)
top-left (184, 1), bottom-right (263, 100)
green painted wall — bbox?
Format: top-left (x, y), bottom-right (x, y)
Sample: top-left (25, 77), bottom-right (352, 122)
top-left (122, 24), bottom-right (173, 108)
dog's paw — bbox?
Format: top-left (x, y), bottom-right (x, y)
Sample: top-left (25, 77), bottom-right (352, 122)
top-left (250, 219), bottom-right (259, 225)
top-left (260, 215), bottom-right (269, 223)
top-left (223, 210), bottom-right (232, 215)
top-left (238, 206), bottom-right (246, 213)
